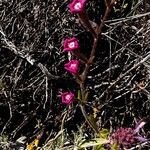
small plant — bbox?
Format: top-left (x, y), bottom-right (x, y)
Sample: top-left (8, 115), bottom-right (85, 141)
top-left (58, 0), bottom-right (149, 149)
top-left (61, 0), bottom-right (110, 131)
top-left (60, 0), bottom-right (117, 134)
top-left (76, 121), bottom-right (147, 149)
top-left (109, 121), bottom-right (147, 149)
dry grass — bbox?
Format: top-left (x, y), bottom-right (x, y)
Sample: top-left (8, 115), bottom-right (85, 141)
top-left (0, 0), bottom-right (150, 149)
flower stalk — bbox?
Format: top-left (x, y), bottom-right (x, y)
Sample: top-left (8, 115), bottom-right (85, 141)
top-left (77, 11), bottom-right (97, 38)
top-left (62, 0), bottom-right (116, 135)
top-left (77, 1), bottom-right (115, 134)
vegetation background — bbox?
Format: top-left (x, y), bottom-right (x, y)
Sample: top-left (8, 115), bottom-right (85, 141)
top-left (0, 0), bottom-right (150, 149)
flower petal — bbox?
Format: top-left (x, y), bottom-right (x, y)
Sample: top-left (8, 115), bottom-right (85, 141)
top-left (134, 121), bottom-right (146, 133)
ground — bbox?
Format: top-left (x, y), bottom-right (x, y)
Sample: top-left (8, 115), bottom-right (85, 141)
top-left (0, 0), bottom-right (150, 149)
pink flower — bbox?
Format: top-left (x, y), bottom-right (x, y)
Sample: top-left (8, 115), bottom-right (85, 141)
top-left (134, 121), bottom-right (146, 133)
top-left (61, 92), bottom-right (74, 105)
top-left (109, 122), bottom-right (147, 148)
top-left (63, 37), bottom-right (79, 52)
top-left (64, 60), bottom-right (79, 74)
top-left (69, 0), bottom-right (87, 13)
top-left (110, 128), bottom-right (136, 148)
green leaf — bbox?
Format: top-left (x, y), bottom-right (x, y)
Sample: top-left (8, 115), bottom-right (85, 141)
top-left (96, 144), bottom-right (105, 150)
top-left (111, 143), bottom-right (119, 150)
top-left (83, 90), bottom-right (89, 102)
top-left (77, 90), bottom-right (81, 100)
top-left (79, 138), bottom-right (109, 148)
top-left (99, 128), bottom-right (109, 139)
top-left (88, 115), bottom-right (99, 133)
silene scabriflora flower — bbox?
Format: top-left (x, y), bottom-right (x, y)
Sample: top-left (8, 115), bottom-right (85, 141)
top-left (69, 0), bottom-right (87, 13)
top-left (109, 121), bottom-right (147, 148)
top-left (61, 92), bottom-right (74, 105)
top-left (64, 60), bottom-right (79, 74)
top-left (63, 37), bottom-right (79, 52)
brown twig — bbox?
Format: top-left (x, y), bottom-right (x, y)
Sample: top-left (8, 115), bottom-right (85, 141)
top-left (0, 29), bottom-right (60, 80)
top-left (98, 54), bottom-right (150, 100)
top-left (78, 11), bottom-right (97, 38)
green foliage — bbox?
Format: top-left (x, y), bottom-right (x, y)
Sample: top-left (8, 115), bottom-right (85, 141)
top-left (99, 128), bottom-right (109, 139)
top-left (83, 90), bottom-right (89, 102)
top-left (87, 115), bottom-right (99, 132)
top-left (78, 128), bottom-right (110, 149)
top-left (111, 143), bottom-right (119, 150)
top-left (95, 145), bottom-right (106, 150)
top-left (77, 90), bottom-right (81, 100)
top-left (79, 138), bottom-right (109, 149)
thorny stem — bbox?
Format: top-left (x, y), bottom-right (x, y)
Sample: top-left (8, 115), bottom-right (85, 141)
top-left (77, 4), bottom-right (114, 134)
